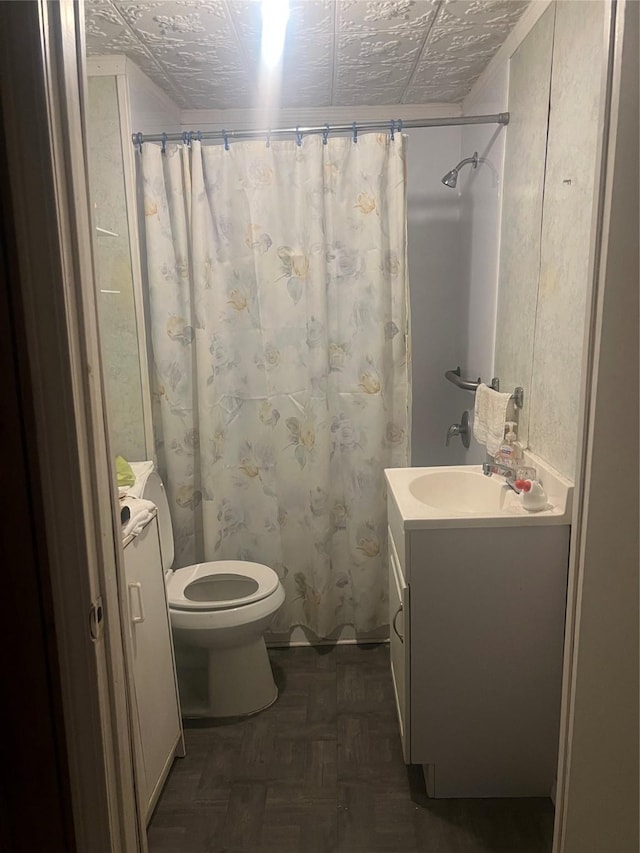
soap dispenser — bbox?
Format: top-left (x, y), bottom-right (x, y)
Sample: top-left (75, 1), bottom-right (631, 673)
top-left (495, 421), bottom-right (522, 466)
top-left (506, 421), bottom-right (523, 465)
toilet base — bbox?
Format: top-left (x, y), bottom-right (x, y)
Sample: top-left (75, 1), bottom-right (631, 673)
top-left (199, 636), bottom-right (278, 718)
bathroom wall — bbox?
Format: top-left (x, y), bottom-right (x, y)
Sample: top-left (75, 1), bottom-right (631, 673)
top-left (127, 59), bottom-right (182, 135)
top-left (464, 1), bottom-right (608, 481)
top-left (88, 57), bottom-right (182, 465)
top-left (493, 5), bottom-right (555, 449)
top-left (406, 126), bottom-right (468, 467)
top-left (458, 61), bottom-right (510, 464)
top-left (527, 0), bottom-right (608, 478)
top-left (87, 75), bottom-right (147, 460)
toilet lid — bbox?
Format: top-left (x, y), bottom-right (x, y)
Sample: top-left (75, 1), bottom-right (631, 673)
top-left (167, 560), bottom-right (280, 611)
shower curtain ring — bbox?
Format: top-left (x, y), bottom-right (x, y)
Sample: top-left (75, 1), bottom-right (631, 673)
top-left (222, 129), bottom-right (229, 151)
top-left (352, 122), bottom-right (358, 143)
top-left (398, 119), bottom-right (403, 133)
top-left (135, 132), bottom-right (143, 154)
top-left (295, 126), bottom-right (302, 147)
top-left (390, 120), bottom-right (395, 141)
top-left (265, 130), bottom-right (271, 148)
top-left (161, 132), bottom-right (167, 154)
top-left (196, 130), bottom-right (202, 143)
top-left (322, 124), bottom-right (329, 145)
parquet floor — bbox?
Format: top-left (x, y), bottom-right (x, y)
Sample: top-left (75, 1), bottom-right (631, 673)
top-left (147, 643), bottom-right (554, 853)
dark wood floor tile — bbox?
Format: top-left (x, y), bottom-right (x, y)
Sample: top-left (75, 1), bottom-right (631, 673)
top-left (268, 738), bottom-right (337, 789)
top-left (184, 716), bottom-right (246, 735)
top-left (262, 788), bottom-right (337, 853)
top-left (304, 739), bottom-right (338, 789)
top-left (195, 740), bottom-right (241, 801)
top-left (265, 694), bottom-right (310, 725)
top-left (337, 712), bottom-right (403, 777)
top-left (337, 780), bottom-right (420, 853)
top-left (149, 643), bottom-right (555, 853)
top-left (411, 797), bottom-right (481, 853)
top-left (305, 672), bottom-right (338, 724)
top-left (336, 642), bottom-right (389, 665)
top-left (264, 737), bottom-right (307, 783)
top-left (252, 822), bottom-right (301, 853)
top-left (465, 797), bottom-right (553, 852)
top-left (234, 716), bottom-right (276, 782)
top-left (298, 804), bottom-right (338, 853)
top-left (218, 781), bottom-right (267, 851)
top-left (412, 796), bottom-right (555, 853)
top-left (148, 805), bottom-right (226, 853)
top-left (276, 719), bottom-right (337, 741)
top-left (156, 766), bottom-right (208, 808)
top-left (270, 644), bottom-right (337, 675)
top-left (146, 825), bottom-right (188, 853)
top-left (337, 656), bottom-right (395, 713)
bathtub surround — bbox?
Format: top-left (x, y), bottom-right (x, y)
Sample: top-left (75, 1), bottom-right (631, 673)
top-left (458, 65), bottom-right (507, 454)
top-left (527, 0), bottom-right (608, 478)
top-left (493, 4), bottom-right (555, 450)
top-left (140, 134), bottom-right (409, 638)
top-left (492, 1), bottom-right (608, 479)
top-left (407, 126), bottom-right (470, 468)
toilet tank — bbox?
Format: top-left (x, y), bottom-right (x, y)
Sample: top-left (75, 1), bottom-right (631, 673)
top-left (129, 462), bottom-right (174, 572)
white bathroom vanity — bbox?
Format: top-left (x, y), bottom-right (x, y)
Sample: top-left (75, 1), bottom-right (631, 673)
top-left (385, 458), bottom-right (573, 798)
top-left (123, 514), bottom-right (184, 820)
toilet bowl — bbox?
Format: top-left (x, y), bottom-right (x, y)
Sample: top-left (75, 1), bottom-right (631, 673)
top-left (130, 462), bottom-right (284, 717)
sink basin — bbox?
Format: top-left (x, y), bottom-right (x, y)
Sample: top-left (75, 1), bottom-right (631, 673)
top-left (408, 469), bottom-right (508, 513)
top-left (385, 457), bottom-right (573, 529)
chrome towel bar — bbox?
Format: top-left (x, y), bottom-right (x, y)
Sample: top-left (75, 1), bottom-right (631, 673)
top-left (445, 367), bottom-right (524, 409)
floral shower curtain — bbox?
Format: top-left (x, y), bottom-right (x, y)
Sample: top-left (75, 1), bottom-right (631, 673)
top-left (140, 133), bottom-right (409, 637)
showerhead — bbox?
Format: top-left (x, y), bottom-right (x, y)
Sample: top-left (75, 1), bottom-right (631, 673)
top-left (441, 152), bottom-right (479, 188)
top-left (441, 169), bottom-right (459, 188)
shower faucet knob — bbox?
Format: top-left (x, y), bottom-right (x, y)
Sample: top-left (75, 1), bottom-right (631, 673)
top-left (445, 410), bottom-right (471, 448)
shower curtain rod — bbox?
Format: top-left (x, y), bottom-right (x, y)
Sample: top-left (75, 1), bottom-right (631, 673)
top-left (131, 113), bottom-right (510, 147)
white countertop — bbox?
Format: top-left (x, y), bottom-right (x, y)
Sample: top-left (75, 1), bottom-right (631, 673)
top-left (385, 455), bottom-right (573, 530)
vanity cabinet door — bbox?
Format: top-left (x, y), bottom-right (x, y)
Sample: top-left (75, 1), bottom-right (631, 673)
top-left (388, 528), bottom-right (411, 762)
top-left (123, 515), bottom-right (183, 820)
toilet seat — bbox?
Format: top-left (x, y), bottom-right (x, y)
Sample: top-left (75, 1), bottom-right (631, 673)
top-left (167, 560), bottom-right (280, 611)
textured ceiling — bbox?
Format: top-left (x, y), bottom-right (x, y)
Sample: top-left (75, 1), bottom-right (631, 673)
top-left (85, 0), bottom-right (529, 110)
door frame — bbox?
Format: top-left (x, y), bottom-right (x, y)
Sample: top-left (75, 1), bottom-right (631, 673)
top-left (553, 1), bottom-right (639, 850)
top-left (0, 1), bottom-right (142, 849)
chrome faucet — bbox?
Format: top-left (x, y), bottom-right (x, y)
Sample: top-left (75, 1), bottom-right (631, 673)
top-left (483, 461), bottom-right (514, 478)
top-left (482, 461), bottom-right (538, 493)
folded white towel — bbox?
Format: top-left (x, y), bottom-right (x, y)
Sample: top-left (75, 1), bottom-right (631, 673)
top-left (472, 383), bottom-right (512, 456)
top-left (121, 497), bottom-right (157, 538)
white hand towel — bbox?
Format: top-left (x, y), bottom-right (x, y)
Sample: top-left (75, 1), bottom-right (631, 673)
top-left (121, 497), bottom-right (157, 538)
top-left (472, 383), bottom-right (512, 456)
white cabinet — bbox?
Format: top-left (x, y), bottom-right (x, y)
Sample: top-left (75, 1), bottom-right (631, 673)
top-left (387, 501), bottom-right (570, 798)
top-left (123, 514), bottom-right (183, 820)
top-left (388, 529), bottom-right (410, 762)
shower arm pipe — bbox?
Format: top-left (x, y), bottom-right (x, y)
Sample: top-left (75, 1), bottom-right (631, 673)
top-left (455, 154), bottom-right (478, 170)
top-left (130, 113), bottom-right (510, 146)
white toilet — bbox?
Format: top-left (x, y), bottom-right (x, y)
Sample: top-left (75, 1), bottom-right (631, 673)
top-left (129, 462), bottom-right (285, 718)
